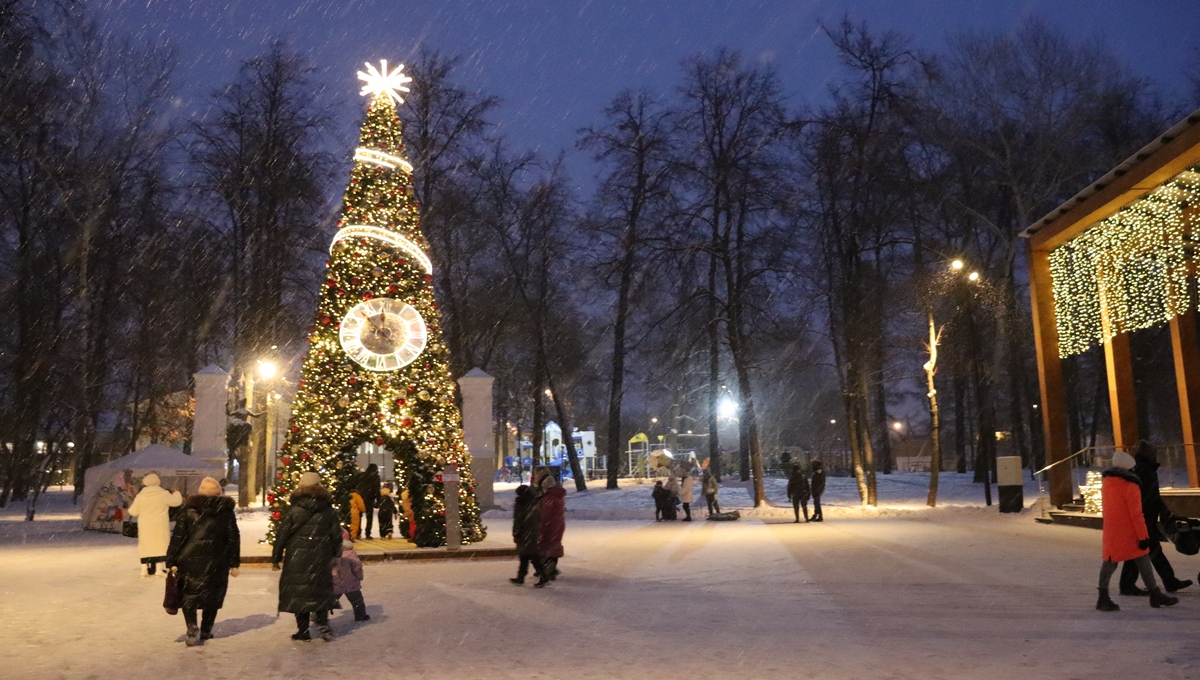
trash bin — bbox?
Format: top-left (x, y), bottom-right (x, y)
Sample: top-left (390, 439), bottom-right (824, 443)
top-left (996, 456), bottom-right (1023, 513)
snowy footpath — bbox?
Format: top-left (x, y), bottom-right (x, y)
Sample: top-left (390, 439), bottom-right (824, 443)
top-left (4, 474), bottom-right (1200, 679)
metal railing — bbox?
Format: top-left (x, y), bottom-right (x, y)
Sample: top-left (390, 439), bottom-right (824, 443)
top-left (1034, 443), bottom-right (1197, 513)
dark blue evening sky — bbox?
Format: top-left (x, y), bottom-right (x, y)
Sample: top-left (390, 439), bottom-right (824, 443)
top-left (102, 0), bottom-right (1198, 187)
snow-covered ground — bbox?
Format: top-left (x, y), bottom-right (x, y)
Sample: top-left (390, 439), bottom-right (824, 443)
top-left (487, 470), bottom-right (1048, 521)
top-left (4, 477), bottom-right (1200, 679)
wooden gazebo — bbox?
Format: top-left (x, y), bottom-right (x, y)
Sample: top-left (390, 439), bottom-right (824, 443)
top-left (1023, 108), bottom-right (1200, 507)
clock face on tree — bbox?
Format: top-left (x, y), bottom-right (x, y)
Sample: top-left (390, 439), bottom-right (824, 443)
top-left (339, 298), bottom-right (428, 371)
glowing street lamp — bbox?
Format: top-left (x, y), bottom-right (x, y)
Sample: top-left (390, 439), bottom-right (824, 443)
top-left (951, 260), bottom-right (964, 271)
top-left (257, 359), bottom-right (277, 380)
top-left (968, 271), bottom-right (980, 282)
top-left (718, 396), bottom-right (738, 419)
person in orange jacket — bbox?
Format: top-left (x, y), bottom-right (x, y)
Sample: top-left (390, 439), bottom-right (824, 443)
top-left (348, 488), bottom-right (367, 539)
top-left (1097, 449), bottom-right (1178, 611)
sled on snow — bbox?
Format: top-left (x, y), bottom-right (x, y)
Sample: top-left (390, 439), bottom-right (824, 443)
top-left (706, 510), bottom-right (740, 522)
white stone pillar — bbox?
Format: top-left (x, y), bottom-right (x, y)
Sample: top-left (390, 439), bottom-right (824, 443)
top-left (457, 368), bottom-right (495, 509)
top-left (193, 365), bottom-right (230, 472)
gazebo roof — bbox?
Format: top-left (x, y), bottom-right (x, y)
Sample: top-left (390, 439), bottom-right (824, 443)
top-left (1020, 107), bottom-right (1200, 248)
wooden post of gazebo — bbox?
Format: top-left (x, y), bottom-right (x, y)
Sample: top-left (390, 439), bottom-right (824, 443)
top-left (1027, 249), bottom-right (1073, 507)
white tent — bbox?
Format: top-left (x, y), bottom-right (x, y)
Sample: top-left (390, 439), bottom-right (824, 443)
top-left (81, 444), bottom-right (224, 532)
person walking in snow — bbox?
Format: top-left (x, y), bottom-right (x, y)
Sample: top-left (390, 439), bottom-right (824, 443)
top-left (376, 486), bottom-right (396, 539)
top-left (272, 471), bottom-right (344, 641)
top-left (1096, 450), bottom-right (1178, 611)
top-left (536, 474), bottom-right (566, 588)
top-left (165, 477), bottom-right (240, 646)
top-left (510, 484), bottom-right (545, 585)
top-left (332, 529), bottom-right (369, 621)
top-left (1119, 440), bottom-right (1192, 596)
top-left (702, 469), bottom-right (720, 517)
top-left (787, 464), bottom-right (811, 523)
top-left (348, 487), bottom-right (367, 540)
top-left (810, 461), bottom-right (826, 522)
top-left (356, 463), bottom-right (381, 539)
top-left (678, 471), bottom-right (695, 522)
top-left (127, 473), bottom-right (182, 576)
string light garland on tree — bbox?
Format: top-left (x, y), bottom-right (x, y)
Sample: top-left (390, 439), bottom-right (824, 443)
top-left (265, 60), bottom-right (485, 547)
top-left (1049, 165), bottom-right (1200, 357)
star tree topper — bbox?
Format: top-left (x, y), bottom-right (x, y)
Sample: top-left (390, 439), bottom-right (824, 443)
top-left (358, 60), bottom-right (412, 105)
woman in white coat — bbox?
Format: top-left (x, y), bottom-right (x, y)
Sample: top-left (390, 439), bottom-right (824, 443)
top-left (678, 473), bottom-right (695, 521)
top-left (127, 473), bottom-right (183, 576)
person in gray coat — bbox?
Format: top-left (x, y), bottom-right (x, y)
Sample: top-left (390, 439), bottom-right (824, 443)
top-left (272, 471), bottom-right (343, 641)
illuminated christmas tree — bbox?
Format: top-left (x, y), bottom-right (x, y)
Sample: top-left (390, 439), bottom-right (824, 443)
top-left (266, 61), bottom-right (485, 547)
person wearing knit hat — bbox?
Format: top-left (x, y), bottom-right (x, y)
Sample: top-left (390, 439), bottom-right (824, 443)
top-left (1095, 448), bottom-right (1178, 611)
top-left (127, 473), bottom-right (182, 576)
top-left (166, 475), bottom-right (240, 646)
top-left (272, 471), bottom-right (342, 641)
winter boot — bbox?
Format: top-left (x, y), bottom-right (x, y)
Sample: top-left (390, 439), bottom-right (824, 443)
top-left (291, 630), bottom-right (311, 641)
top-left (317, 625), bottom-right (335, 641)
top-left (1119, 585), bottom-right (1149, 596)
top-left (1150, 590), bottom-right (1179, 608)
top-left (140, 563), bottom-right (150, 578)
top-left (509, 577), bottom-right (524, 585)
top-left (1096, 589), bottom-right (1120, 611)
top-left (533, 576), bottom-right (550, 588)
top-left (1165, 578), bottom-right (1193, 593)
top-left (185, 625), bottom-right (202, 646)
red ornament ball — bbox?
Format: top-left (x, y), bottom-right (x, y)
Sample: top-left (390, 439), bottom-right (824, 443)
top-left (290, 426), bottom-right (299, 433)
top-left (396, 398), bottom-right (406, 406)
top-left (321, 316), bottom-right (332, 325)
top-left (363, 292), bottom-right (374, 300)
top-left (281, 456), bottom-right (291, 466)
top-left (271, 511), bottom-right (281, 520)
top-left (423, 274), bottom-right (434, 283)
top-left (402, 418), bottom-right (414, 428)
top-left (375, 437), bottom-right (384, 446)
top-left (349, 377), bottom-right (358, 384)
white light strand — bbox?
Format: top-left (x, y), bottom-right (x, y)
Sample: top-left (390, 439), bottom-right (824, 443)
top-left (354, 147), bottom-right (414, 173)
top-left (1049, 163), bottom-right (1200, 358)
top-left (330, 225), bottom-right (433, 274)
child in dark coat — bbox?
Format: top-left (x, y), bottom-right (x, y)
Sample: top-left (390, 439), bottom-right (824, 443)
top-left (332, 529), bottom-right (369, 621)
top-left (510, 485), bottom-right (545, 585)
top-left (651, 481), bottom-right (668, 521)
top-left (376, 487), bottom-right (396, 539)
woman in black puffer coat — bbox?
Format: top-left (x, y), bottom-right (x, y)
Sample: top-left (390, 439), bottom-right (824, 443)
top-left (166, 476), bottom-right (240, 646)
top-left (272, 472), bottom-right (343, 641)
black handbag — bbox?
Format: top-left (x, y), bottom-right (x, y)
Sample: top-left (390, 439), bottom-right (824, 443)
top-left (163, 569), bottom-right (182, 615)
top-left (1171, 519), bottom-right (1200, 556)
top-left (121, 520), bottom-right (138, 538)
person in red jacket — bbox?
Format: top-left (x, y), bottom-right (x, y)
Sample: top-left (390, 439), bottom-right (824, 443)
top-left (535, 474), bottom-right (566, 588)
top-left (1097, 450), bottom-right (1178, 611)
